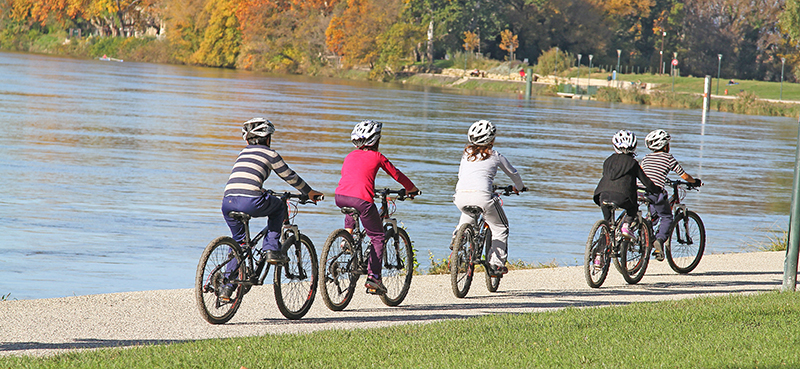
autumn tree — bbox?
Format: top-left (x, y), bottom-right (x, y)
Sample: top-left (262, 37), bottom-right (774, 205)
top-left (325, 0), bottom-right (402, 68)
top-left (190, 0), bottom-right (240, 67)
top-left (236, 0), bottom-right (340, 73)
top-left (498, 29), bottom-right (518, 60)
top-left (463, 30), bottom-right (478, 52)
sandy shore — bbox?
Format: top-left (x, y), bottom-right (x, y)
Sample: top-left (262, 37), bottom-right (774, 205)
top-left (0, 251), bottom-right (788, 357)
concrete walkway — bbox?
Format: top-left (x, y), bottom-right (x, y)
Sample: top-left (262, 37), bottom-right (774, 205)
top-left (0, 251), bottom-right (787, 357)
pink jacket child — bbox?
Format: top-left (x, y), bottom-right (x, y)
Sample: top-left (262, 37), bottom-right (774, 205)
top-left (334, 120), bottom-right (420, 295)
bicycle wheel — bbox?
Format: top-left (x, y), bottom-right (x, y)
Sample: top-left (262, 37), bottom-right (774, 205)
top-left (666, 211), bottom-right (705, 274)
top-left (273, 234), bottom-right (318, 320)
top-left (584, 220), bottom-right (611, 288)
top-left (195, 236), bottom-right (245, 324)
top-left (319, 229), bottom-right (358, 311)
top-left (449, 223), bottom-right (474, 298)
top-left (380, 227), bottom-right (414, 306)
top-left (483, 225), bottom-right (500, 292)
top-left (619, 219), bottom-right (651, 284)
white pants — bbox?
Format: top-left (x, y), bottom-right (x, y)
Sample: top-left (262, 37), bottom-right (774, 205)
top-left (453, 191), bottom-right (509, 267)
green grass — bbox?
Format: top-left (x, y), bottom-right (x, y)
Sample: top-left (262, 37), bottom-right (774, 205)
top-left (748, 224), bottom-right (789, 252)
top-left (591, 71), bottom-right (800, 102)
top-left (3, 291), bottom-right (800, 368)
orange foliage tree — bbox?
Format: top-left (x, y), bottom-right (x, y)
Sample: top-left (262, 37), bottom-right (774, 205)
top-left (498, 29), bottom-right (518, 60)
top-left (325, 0), bottom-right (402, 67)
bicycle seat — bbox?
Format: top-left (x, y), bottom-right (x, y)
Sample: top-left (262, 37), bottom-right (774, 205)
top-left (600, 201), bottom-right (620, 210)
top-left (228, 211), bottom-right (251, 222)
top-left (340, 207), bottom-right (360, 216)
top-left (462, 205), bottom-right (483, 216)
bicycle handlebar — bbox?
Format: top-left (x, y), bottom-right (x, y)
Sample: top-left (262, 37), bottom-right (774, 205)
top-left (492, 185), bottom-right (528, 196)
top-left (374, 188), bottom-right (421, 201)
top-left (266, 190), bottom-right (322, 204)
top-left (665, 178), bottom-right (702, 190)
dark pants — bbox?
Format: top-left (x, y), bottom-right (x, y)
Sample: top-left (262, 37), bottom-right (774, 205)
top-left (222, 194), bottom-right (285, 252)
top-left (647, 191), bottom-right (673, 242)
top-left (597, 192), bottom-right (636, 225)
top-left (335, 194), bottom-right (385, 280)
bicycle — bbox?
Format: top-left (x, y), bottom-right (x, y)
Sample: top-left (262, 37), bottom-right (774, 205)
top-left (195, 191), bottom-right (320, 323)
top-left (584, 199), bottom-right (653, 288)
top-left (319, 188), bottom-right (418, 311)
top-left (449, 185), bottom-right (526, 298)
top-left (644, 179), bottom-right (706, 274)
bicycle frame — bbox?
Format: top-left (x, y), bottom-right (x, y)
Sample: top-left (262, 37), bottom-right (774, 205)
top-left (342, 188), bottom-right (409, 271)
top-left (231, 191), bottom-right (313, 288)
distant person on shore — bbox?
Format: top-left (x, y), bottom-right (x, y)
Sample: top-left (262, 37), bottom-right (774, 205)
top-left (220, 118), bottom-right (324, 299)
top-left (334, 120), bottom-right (420, 295)
top-left (452, 120), bottom-right (525, 277)
top-left (593, 130), bottom-right (659, 244)
top-left (640, 129), bottom-right (701, 261)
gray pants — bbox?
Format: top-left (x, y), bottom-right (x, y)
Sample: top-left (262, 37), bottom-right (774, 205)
top-left (453, 191), bottom-right (509, 267)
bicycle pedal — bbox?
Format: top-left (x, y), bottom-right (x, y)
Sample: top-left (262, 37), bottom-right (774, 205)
top-left (365, 287), bottom-right (383, 295)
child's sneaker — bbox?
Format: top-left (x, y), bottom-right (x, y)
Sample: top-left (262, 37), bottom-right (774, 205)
top-left (365, 276), bottom-right (387, 295)
top-left (620, 223), bottom-right (636, 240)
top-left (593, 255), bottom-right (604, 268)
top-left (653, 239), bottom-right (665, 261)
top-left (218, 285), bottom-right (234, 303)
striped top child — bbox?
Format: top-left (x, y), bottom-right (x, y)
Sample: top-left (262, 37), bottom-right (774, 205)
top-left (223, 145), bottom-right (312, 197)
top-left (640, 151), bottom-right (685, 191)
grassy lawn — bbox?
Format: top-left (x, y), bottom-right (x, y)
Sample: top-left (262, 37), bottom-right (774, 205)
top-left (3, 291), bottom-right (800, 368)
top-left (591, 72), bottom-right (800, 101)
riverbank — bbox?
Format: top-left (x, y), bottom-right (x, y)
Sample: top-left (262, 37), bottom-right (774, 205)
top-left (0, 251), bottom-right (786, 357)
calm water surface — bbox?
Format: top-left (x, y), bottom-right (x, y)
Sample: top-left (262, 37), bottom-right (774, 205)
top-left (0, 52), bottom-right (794, 300)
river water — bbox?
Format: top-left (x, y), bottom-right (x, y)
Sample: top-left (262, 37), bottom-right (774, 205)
top-left (0, 51), bottom-right (794, 300)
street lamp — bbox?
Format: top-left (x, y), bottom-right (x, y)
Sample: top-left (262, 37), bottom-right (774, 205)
top-left (781, 57), bottom-right (786, 101)
top-left (577, 53), bottom-right (582, 94)
top-left (616, 49), bottom-right (621, 81)
top-left (554, 46), bottom-right (558, 77)
top-left (588, 54), bottom-right (593, 93)
top-left (716, 54), bottom-right (722, 95)
top-left (659, 31), bottom-right (666, 74)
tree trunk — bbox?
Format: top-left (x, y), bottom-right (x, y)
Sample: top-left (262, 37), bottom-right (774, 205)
top-left (426, 19), bottom-right (434, 65)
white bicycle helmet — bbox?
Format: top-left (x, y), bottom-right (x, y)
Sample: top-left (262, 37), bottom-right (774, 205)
top-left (467, 119), bottom-right (496, 145)
top-left (612, 129), bottom-right (637, 154)
top-left (242, 118), bottom-right (275, 140)
top-left (351, 120), bottom-right (382, 148)
top-left (645, 129), bottom-right (671, 151)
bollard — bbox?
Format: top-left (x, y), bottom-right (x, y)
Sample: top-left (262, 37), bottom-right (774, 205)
top-left (525, 68), bottom-right (532, 99)
top-left (783, 114), bottom-right (800, 291)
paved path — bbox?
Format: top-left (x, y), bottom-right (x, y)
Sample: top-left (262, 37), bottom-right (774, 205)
top-left (0, 251), bottom-right (787, 357)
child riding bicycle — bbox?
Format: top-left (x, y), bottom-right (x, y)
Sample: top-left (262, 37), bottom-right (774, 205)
top-left (640, 129), bottom-right (701, 261)
top-left (221, 118), bottom-right (324, 299)
top-left (593, 130), bottom-right (660, 242)
top-left (334, 120), bottom-right (420, 295)
top-left (452, 119), bottom-right (525, 277)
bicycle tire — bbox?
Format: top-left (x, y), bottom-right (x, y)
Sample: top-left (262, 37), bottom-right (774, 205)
top-left (611, 216), bottom-right (625, 275)
top-left (449, 223), bottom-right (474, 298)
top-left (380, 228), bottom-right (414, 306)
top-left (666, 211), bottom-right (705, 274)
top-left (619, 219), bottom-right (651, 284)
top-left (584, 220), bottom-right (611, 288)
top-left (483, 225), bottom-right (500, 292)
top-left (195, 236), bottom-right (245, 324)
top-left (273, 234), bottom-right (318, 320)
top-left (319, 229), bottom-right (358, 311)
